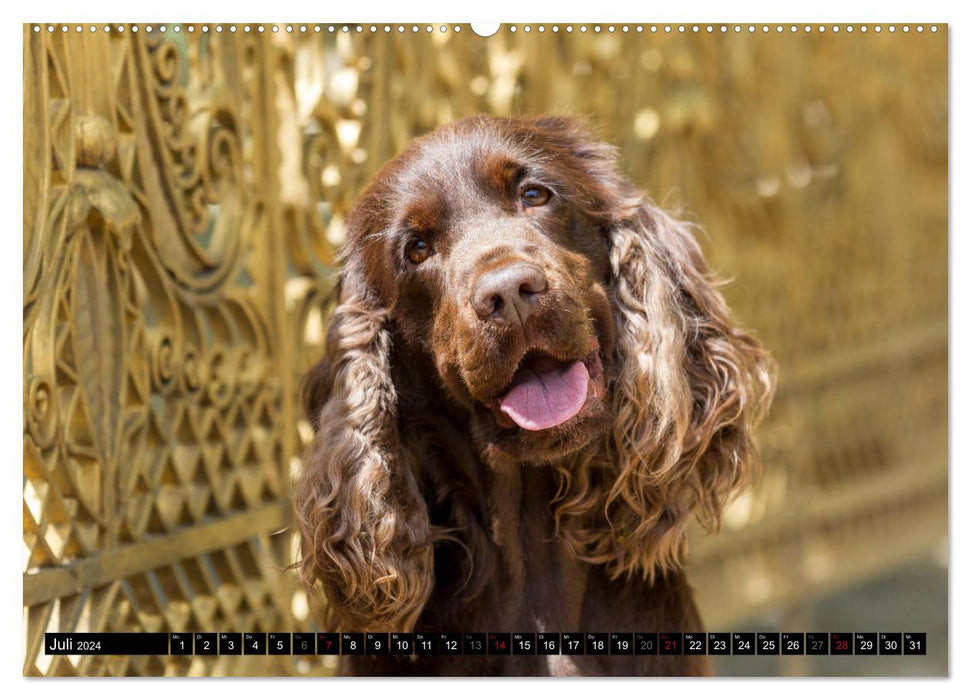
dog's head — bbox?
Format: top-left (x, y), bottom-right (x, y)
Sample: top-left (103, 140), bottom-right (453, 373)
top-left (343, 115), bottom-right (626, 461)
top-left (296, 115), bottom-right (774, 630)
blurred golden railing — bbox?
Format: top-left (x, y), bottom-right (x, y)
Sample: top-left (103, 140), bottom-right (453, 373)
top-left (23, 24), bottom-right (947, 676)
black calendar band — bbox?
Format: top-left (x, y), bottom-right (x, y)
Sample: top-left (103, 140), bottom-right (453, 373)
top-left (43, 632), bottom-right (927, 656)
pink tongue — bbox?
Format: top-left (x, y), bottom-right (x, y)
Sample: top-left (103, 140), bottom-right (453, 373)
top-left (499, 359), bottom-right (590, 431)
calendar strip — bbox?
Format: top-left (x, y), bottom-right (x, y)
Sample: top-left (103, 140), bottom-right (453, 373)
top-left (43, 632), bottom-right (927, 656)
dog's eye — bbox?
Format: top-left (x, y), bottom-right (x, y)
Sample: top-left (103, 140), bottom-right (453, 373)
top-left (520, 185), bottom-right (551, 208)
top-left (405, 236), bottom-right (432, 265)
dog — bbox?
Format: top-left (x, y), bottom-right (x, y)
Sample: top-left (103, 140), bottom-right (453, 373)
top-left (294, 115), bottom-right (774, 675)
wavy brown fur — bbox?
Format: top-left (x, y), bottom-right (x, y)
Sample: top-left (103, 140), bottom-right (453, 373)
top-left (552, 205), bottom-right (774, 579)
top-left (294, 273), bottom-right (434, 631)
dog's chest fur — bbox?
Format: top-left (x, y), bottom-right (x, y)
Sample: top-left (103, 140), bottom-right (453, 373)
top-left (344, 419), bottom-right (709, 676)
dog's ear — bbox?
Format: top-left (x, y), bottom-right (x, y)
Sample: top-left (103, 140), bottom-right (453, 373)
top-left (599, 197), bottom-right (775, 579)
top-left (522, 117), bottom-right (773, 580)
top-left (294, 245), bottom-right (434, 632)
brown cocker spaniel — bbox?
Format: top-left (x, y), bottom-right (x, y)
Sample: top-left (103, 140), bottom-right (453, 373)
top-left (295, 115), bottom-right (774, 676)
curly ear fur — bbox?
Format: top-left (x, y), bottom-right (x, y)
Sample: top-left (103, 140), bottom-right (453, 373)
top-left (543, 118), bottom-right (775, 580)
top-left (294, 266), bottom-right (434, 632)
top-left (596, 202), bottom-right (775, 577)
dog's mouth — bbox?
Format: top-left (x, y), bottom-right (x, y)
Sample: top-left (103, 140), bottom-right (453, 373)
top-left (489, 340), bottom-right (605, 432)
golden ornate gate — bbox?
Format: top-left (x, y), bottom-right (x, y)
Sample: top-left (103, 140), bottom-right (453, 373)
top-left (24, 25), bottom-right (315, 676)
top-left (23, 24), bottom-right (947, 676)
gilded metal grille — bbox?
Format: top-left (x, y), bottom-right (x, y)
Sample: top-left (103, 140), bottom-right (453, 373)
top-left (23, 24), bottom-right (947, 676)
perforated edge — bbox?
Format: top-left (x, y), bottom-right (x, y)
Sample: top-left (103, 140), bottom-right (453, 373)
top-left (29, 23), bottom-right (942, 35)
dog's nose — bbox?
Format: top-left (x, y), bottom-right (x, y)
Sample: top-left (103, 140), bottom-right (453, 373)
top-left (471, 263), bottom-right (548, 325)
